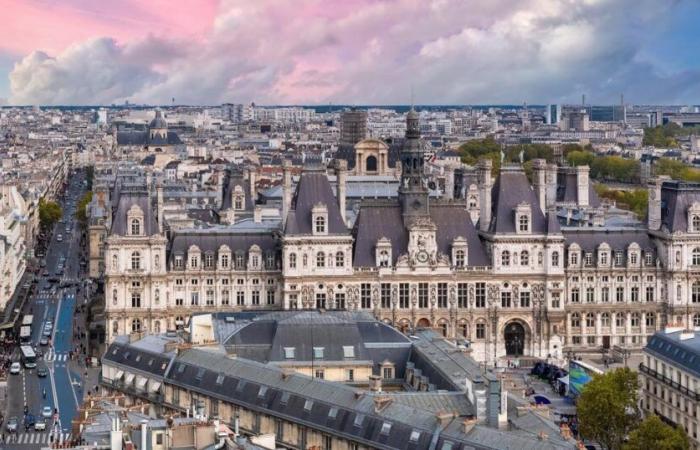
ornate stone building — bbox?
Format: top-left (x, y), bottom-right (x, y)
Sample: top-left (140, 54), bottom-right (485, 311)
top-left (103, 110), bottom-right (700, 366)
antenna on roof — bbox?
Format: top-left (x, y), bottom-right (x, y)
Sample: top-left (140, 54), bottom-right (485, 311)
top-left (410, 85), bottom-right (415, 110)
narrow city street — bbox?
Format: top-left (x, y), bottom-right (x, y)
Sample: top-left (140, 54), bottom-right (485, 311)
top-left (2, 172), bottom-right (93, 449)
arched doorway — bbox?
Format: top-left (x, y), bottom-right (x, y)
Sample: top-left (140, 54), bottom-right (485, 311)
top-left (416, 318), bottom-right (431, 328)
top-left (504, 322), bottom-right (525, 356)
top-left (366, 155), bottom-right (378, 172)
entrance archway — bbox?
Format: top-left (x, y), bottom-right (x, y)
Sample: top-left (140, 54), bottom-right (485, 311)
top-left (416, 318), bottom-right (431, 328)
top-left (504, 322), bottom-right (525, 356)
top-left (366, 155), bottom-right (378, 172)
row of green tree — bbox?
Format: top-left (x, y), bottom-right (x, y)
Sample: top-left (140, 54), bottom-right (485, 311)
top-left (578, 368), bottom-right (688, 450)
top-left (458, 138), bottom-right (557, 177)
top-left (38, 198), bottom-right (62, 230)
top-left (593, 184), bottom-right (648, 218)
top-left (643, 123), bottom-right (700, 148)
top-left (564, 148), bottom-right (640, 184)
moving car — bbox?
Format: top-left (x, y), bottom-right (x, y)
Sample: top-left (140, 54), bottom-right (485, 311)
top-left (39, 336), bottom-right (49, 346)
top-left (24, 414), bottom-right (35, 431)
top-left (9, 362), bottom-right (21, 374)
top-left (6, 416), bottom-right (18, 432)
top-left (41, 406), bottom-right (52, 419)
top-left (34, 420), bottom-right (46, 431)
top-left (36, 366), bottom-right (48, 377)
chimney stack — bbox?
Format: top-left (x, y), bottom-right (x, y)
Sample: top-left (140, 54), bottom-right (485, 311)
top-left (532, 159), bottom-right (547, 213)
top-left (282, 160), bottom-right (292, 228)
top-left (157, 184), bottom-right (164, 233)
top-left (248, 166), bottom-right (257, 204)
top-left (444, 165), bottom-right (455, 200)
top-left (476, 159), bottom-right (493, 231)
top-left (368, 374), bottom-right (382, 392)
top-left (576, 165), bottom-right (590, 207)
top-left (545, 164), bottom-right (558, 208)
top-left (334, 159), bottom-right (348, 225)
top-left (647, 176), bottom-right (669, 231)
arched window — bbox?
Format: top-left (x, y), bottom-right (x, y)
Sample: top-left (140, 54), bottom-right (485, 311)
top-left (154, 320), bottom-right (161, 333)
top-left (154, 254), bottom-right (160, 269)
top-left (154, 289), bottom-right (160, 305)
top-left (316, 252), bottom-right (325, 268)
top-left (616, 314), bottom-right (625, 328)
top-left (585, 313), bottom-right (595, 328)
top-left (601, 313), bottom-right (610, 327)
top-left (289, 253), bottom-right (297, 269)
top-left (315, 216), bottom-right (326, 233)
top-left (501, 250), bottom-right (510, 266)
top-left (112, 289), bottom-right (118, 305)
top-left (551, 251), bottom-right (559, 267)
top-left (694, 314), bottom-right (700, 327)
top-left (519, 215), bottom-right (529, 232)
top-left (131, 251), bottom-right (141, 270)
top-left (693, 282), bottom-right (700, 303)
top-left (131, 319), bottom-right (142, 333)
top-left (438, 321), bottom-right (448, 337)
top-left (366, 155), bottom-right (378, 172)
top-left (631, 313), bottom-right (641, 327)
top-left (112, 254), bottom-right (118, 270)
top-left (694, 215), bottom-right (700, 231)
top-left (571, 313), bottom-right (580, 327)
top-left (520, 251), bottom-right (529, 266)
top-left (455, 250), bottom-right (465, 267)
top-left (335, 251), bottom-right (345, 267)
top-left (131, 219), bottom-right (141, 236)
top-left (458, 322), bottom-right (468, 338)
top-left (693, 248), bottom-right (700, 266)
top-left (112, 321), bottom-right (118, 334)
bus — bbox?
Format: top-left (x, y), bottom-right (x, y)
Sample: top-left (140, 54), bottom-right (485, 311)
top-left (19, 326), bottom-right (32, 343)
top-left (21, 315), bottom-right (33, 327)
top-left (20, 345), bottom-right (37, 369)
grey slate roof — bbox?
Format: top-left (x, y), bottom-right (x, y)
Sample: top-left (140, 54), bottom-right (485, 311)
top-left (285, 170), bottom-right (348, 235)
top-left (352, 204), bottom-right (489, 267)
top-left (116, 130), bottom-right (183, 146)
top-left (646, 331), bottom-right (700, 378)
top-left (168, 229), bottom-right (277, 264)
top-left (102, 341), bottom-right (173, 378)
top-left (562, 229), bottom-right (654, 253)
top-left (489, 166), bottom-right (546, 234)
top-left (661, 181), bottom-right (700, 233)
top-left (556, 172), bottom-right (601, 207)
top-left (335, 142), bottom-right (402, 171)
top-left (110, 191), bottom-right (159, 236)
top-left (221, 170), bottom-right (254, 210)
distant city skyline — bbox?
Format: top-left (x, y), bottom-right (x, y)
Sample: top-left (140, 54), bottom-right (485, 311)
top-left (1, 0), bottom-right (700, 106)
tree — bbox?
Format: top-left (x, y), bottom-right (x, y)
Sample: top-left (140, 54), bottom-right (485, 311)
top-left (76, 192), bottom-right (93, 226)
top-left (566, 150), bottom-right (595, 167)
top-left (577, 368), bottom-right (640, 450)
top-left (38, 199), bottom-right (62, 230)
top-left (624, 415), bottom-right (689, 450)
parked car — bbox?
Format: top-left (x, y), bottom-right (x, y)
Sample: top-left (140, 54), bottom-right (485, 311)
top-left (39, 337), bottom-right (49, 346)
top-left (34, 420), bottom-right (46, 431)
top-left (9, 362), bottom-right (21, 374)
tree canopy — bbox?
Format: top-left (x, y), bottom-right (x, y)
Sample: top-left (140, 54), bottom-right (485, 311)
top-left (458, 137), bottom-right (501, 175)
top-left (590, 155), bottom-right (640, 183)
top-left (623, 415), bottom-right (689, 450)
top-left (577, 368), bottom-right (640, 450)
top-left (38, 199), bottom-right (62, 230)
top-left (654, 158), bottom-right (700, 183)
top-left (594, 185), bottom-right (648, 218)
top-left (566, 150), bottom-right (596, 167)
top-left (76, 191), bottom-right (93, 226)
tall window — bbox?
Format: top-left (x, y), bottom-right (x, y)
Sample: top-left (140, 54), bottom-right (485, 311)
top-left (204, 254), bottom-right (214, 269)
top-left (131, 251), bottom-right (141, 270)
top-left (501, 250), bottom-right (510, 266)
top-left (694, 314), bottom-right (700, 327)
top-left (693, 248), bottom-right (700, 266)
top-left (570, 313), bottom-right (580, 327)
top-left (552, 251), bottom-right (559, 267)
top-left (379, 250), bottom-right (390, 267)
top-left (601, 313), bottom-right (610, 327)
top-left (190, 254), bottom-right (199, 268)
top-left (458, 283), bottom-right (468, 308)
top-left (693, 282), bottom-right (700, 303)
top-left (519, 215), bottom-right (528, 232)
top-left (520, 291), bottom-right (530, 308)
top-left (399, 283), bottom-right (409, 309)
top-left (418, 283), bottom-right (428, 308)
top-left (131, 292), bottom-right (141, 308)
top-left (361, 284), bottom-right (371, 309)
top-left (520, 251), bottom-right (529, 266)
top-left (289, 253), bottom-right (297, 269)
top-left (475, 282), bottom-right (486, 308)
top-left (315, 216), bottom-right (326, 233)
top-left (437, 283), bottom-right (447, 308)
top-left (316, 252), bottom-right (325, 268)
top-left (221, 254), bottom-right (229, 268)
top-left (694, 215), bottom-right (700, 231)
top-left (131, 219), bottom-right (141, 236)
top-left (476, 323), bottom-right (486, 339)
top-left (131, 319), bottom-right (141, 332)
top-left (570, 288), bottom-right (580, 303)
top-left (646, 286), bottom-right (654, 302)
top-left (585, 313), bottom-right (595, 328)
top-left (455, 250), bottom-right (465, 267)
top-left (315, 293), bottom-right (326, 309)
top-left (380, 284), bottom-right (391, 308)
top-left (501, 291), bottom-right (512, 308)
top-left (335, 251), bottom-right (345, 267)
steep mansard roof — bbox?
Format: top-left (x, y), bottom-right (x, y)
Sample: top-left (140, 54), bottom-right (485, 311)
top-left (285, 170), bottom-right (347, 235)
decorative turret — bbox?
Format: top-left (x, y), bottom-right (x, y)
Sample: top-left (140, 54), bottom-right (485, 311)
top-left (399, 107), bottom-right (429, 222)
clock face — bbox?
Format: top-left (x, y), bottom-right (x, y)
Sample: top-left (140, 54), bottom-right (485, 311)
top-left (412, 199), bottom-right (422, 210)
top-left (416, 250), bottom-right (429, 263)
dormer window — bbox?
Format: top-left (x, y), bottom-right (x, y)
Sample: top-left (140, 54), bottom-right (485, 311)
top-left (690, 203), bottom-right (700, 232)
top-left (514, 202), bottom-right (531, 234)
top-left (289, 252), bottom-right (297, 269)
top-left (694, 216), bottom-right (700, 232)
top-left (455, 250), bottom-right (465, 267)
top-left (131, 219), bottom-right (141, 236)
top-left (335, 251), bottom-right (345, 267)
top-left (584, 253), bottom-right (593, 266)
top-left (452, 237), bottom-right (468, 268)
top-left (249, 245), bottom-right (262, 269)
top-left (375, 237), bottom-right (392, 268)
top-left (312, 203), bottom-right (329, 235)
top-left (569, 252), bottom-right (578, 266)
top-left (501, 250), bottom-right (510, 266)
top-left (379, 250), bottom-right (390, 267)
top-left (552, 251), bottom-right (560, 267)
top-left (614, 251), bottom-right (624, 267)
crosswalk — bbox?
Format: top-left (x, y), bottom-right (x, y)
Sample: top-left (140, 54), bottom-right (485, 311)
top-left (6, 431), bottom-right (71, 445)
top-left (44, 349), bottom-right (68, 362)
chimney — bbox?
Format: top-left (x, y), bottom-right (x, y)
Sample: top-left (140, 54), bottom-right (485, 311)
top-left (462, 418), bottom-right (477, 434)
top-left (648, 176), bottom-right (669, 231)
top-left (368, 374), bottom-right (382, 392)
top-left (282, 160), bottom-right (292, 228)
top-left (545, 164), bottom-right (557, 208)
top-left (253, 206), bottom-right (263, 223)
top-left (576, 165), bottom-right (590, 207)
top-left (110, 417), bottom-right (124, 450)
top-left (436, 412), bottom-right (454, 426)
top-left (444, 165), bottom-right (455, 200)
top-left (373, 395), bottom-right (392, 413)
top-left (476, 159), bottom-right (493, 231)
top-left (157, 184), bottom-right (164, 233)
top-left (248, 166), bottom-right (257, 204)
top-left (532, 159), bottom-right (547, 214)
top-left (140, 419), bottom-right (148, 450)
top-left (334, 159), bottom-right (348, 225)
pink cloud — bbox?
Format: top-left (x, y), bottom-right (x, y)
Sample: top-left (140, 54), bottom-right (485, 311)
top-left (0, 0), bottom-right (217, 55)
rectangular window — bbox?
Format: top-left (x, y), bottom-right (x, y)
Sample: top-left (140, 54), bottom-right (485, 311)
top-left (381, 283), bottom-right (391, 308)
top-left (335, 293), bottom-right (346, 309)
top-left (174, 256), bottom-right (183, 268)
top-left (646, 286), bottom-right (654, 302)
top-left (361, 283), bottom-right (372, 309)
top-left (206, 290), bottom-right (215, 306)
top-left (520, 291), bottom-right (530, 308)
top-left (191, 292), bottom-right (199, 306)
top-left (175, 297), bottom-right (183, 306)
top-left (630, 287), bottom-right (639, 302)
top-left (437, 283), bottom-right (448, 308)
top-left (616, 286), bottom-right (624, 303)
top-left (315, 369), bottom-right (324, 379)
top-left (316, 293), bottom-right (326, 309)
top-left (236, 291), bottom-right (245, 305)
top-left (346, 369), bottom-right (354, 381)
top-left (586, 287), bottom-right (594, 304)
top-left (418, 283), bottom-right (428, 308)
top-left (570, 288), bottom-right (579, 303)
top-left (252, 291), bottom-right (260, 305)
top-left (501, 291), bottom-right (511, 308)
top-left (221, 254), bottom-right (229, 268)
top-left (458, 283), bottom-right (468, 308)
top-left (267, 290), bottom-right (275, 305)
top-left (475, 282), bottom-right (486, 308)
top-left (399, 283), bottom-right (409, 309)
top-left (476, 323), bottom-right (486, 339)
top-left (601, 287), bottom-right (610, 303)
top-left (383, 367), bottom-right (394, 379)
top-left (551, 292), bottom-right (560, 308)
top-left (221, 290), bottom-right (229, 305)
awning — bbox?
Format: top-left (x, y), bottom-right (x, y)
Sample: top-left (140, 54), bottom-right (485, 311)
top-left (114, 370), bottom-right (124, 380)
top-left (124, 373), bottom-right (135, 385)
top-left (136, 376), bottom-right (148, 390)
top-left (558, 375), bottom-right (570, 386)
top-left (149, 381), bottom-right (161, 393)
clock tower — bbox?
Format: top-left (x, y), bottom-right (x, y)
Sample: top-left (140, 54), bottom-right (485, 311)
top-left (399, 107), bottom-right (430, 222)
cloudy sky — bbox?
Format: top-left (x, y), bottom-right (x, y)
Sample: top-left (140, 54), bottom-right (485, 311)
top-left (1, 0), bottom-right (699, 106)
